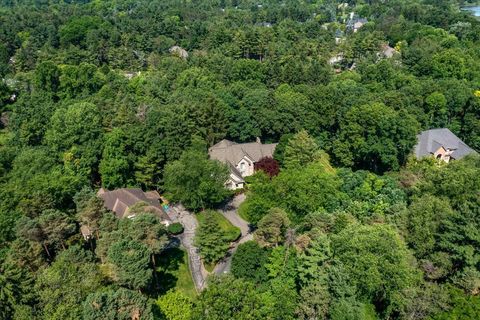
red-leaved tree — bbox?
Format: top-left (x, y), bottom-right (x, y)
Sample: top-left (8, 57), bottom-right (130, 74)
top-left (254, 157), bottom-right (280, 177)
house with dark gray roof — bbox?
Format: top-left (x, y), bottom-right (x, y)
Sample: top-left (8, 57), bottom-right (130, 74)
top-left (414, 128), bottom-right (476, 162)
top-left (208, 138), bottom-right (277, 189)
top-left (97, 188), bottom-right (171, 225)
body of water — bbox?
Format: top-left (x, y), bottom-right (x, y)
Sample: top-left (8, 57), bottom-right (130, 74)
top-left (462, 6), bottom-right (480, 17)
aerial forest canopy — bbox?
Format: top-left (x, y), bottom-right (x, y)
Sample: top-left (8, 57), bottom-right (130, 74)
top-left (0, 0), bottom-right (480, 319)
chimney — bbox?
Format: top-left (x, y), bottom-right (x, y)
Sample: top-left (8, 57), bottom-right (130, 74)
top-left (256, 137), bottom-right (261, 143)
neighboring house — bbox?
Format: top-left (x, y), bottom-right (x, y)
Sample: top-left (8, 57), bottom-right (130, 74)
top-left (169, 45), bottom-right (189, 59)
top-left (346, 13), bottom-right (367, 33)
top-left (97, 188), bottom-right (171, 225)
top-left (414, 128), bottom-right (476, 163)
top-left (378, 43), bottom-right (398, 59)
top-left (328, 53), bottom-right (344, 65)
top-left (208, 138), bottom-right (277, 189)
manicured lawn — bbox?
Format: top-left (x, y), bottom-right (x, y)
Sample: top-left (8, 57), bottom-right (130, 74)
top-left (156, 248), bottom-right (197, 299)
top-left (196, 210), bottom-right (241, 242)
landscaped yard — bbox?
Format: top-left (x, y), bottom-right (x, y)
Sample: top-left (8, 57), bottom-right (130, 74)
top-left (197, 210), bottom-right (241, 242)
top-left (156, 248), bottom-right (196, 299)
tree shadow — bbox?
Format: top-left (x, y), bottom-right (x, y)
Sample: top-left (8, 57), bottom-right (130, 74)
top-left (152, 247), bottom-right (185, 296)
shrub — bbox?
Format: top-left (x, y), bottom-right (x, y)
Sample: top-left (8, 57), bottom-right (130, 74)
top-left (168, 223), bottom-right (184, 235)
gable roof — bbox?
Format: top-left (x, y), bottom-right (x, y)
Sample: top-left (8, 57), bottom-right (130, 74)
top-left (414, 128), bottom-right (476, 159)
top-left (97, 188), bottom-right (170, 221)
top-left (208, 139), bottom-right (277, 167)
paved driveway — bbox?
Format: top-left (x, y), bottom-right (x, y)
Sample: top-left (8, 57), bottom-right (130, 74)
top-left (171, 204), bottom-right (208, 292)
top-left (213, 194), bottom-right (252, 275)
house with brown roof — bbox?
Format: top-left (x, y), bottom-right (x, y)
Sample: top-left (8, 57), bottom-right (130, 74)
top-left (208, 138), bottom-right (277, 189)
top-left (97, 188), bottom-right (171, 225)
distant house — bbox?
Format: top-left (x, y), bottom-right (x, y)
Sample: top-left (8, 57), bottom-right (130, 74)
top-left (346, 14), bottom-right (367, 33)
top-left (328, 53), bottom-right (344, 65)
top-left (169, 46), bottom-right (189, 59)
top-left (414, 128), bottom-right (476, 163)
top-left (208, 138), bottom-right (277, 189)
top-left (379, 43), bottom-right (398, 59)
top-left (97, 188), bottom-right (171, 225)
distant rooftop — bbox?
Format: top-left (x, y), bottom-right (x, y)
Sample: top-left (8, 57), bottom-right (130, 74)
top-left (414, 128), bottom-right (476, 160)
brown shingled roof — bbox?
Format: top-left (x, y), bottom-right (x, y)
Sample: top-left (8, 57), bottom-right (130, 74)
top-left (208, 139), bottom-right (277, 167)
top-left (97, 188), bottom-right (170, 221)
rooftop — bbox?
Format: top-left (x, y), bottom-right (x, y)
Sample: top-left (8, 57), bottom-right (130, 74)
top-left (208, 139), bottom-right (277, 167)
top-left (414, 128), bottom-right (476, 160)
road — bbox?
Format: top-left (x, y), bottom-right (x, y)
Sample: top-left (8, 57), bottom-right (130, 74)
top-left (213, 194), bottom-right (252, 275)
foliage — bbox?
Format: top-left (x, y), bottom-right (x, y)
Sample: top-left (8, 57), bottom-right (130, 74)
top-left (164, 148), bottom-right (230, 211)
top-left (231, 241), bottom-right (268, 283)
top-left (333, 103), bottom-right (419, 173)
top-left (283, 130), bottom-right (327, 170)
top-left (254, 156), bottom-right (279, 177)
top-left (157, 290), bottom-right (193, 320)
top-left (192, 276), bottom-right (274, 320)
top-left (194, 211), bottom-right (231, 264)
top-left (83, 288), bottom-right (154, 320)
top-left (196, 210), bottom-right (240, 242)
top-left (332, 224), bottom-right (420, 316)
top-left (35, 246), bottom-right (103, 320)
top-left (106, 239), bottom-right (152, 290)
top-left (167, 222), bottom-right (184, 235)
top-left (241, 161), bottom-right (343, 224)
top-left (254, 208), bottom-right (291, 248)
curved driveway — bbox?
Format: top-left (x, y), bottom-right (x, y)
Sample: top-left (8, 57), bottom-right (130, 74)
top-left (172, 194), bottom-right (251, 291)
top-left (213, 194), bottom-right (252, 275)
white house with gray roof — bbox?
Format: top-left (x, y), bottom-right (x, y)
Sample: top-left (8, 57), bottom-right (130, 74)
top-left (208, 138), bottom-right (277, 189)
top-left (414, 128), bottom-right (476, 163)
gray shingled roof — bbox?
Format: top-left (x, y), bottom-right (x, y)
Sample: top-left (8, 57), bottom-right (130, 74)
top-left (208, 139), bottom-right (277, 167)
top-left (414, 128), bottom-right (476, 159)
top-left (97, 188), bottom-right (170, 221)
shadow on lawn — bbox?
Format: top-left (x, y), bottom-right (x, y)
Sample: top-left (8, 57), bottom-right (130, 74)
top-left (153, 247), bottom-right (185, 295)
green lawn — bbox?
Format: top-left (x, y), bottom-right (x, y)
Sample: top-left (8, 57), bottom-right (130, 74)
top-left (196, 210), bottom-right (241, 242)
top-left (238, 201), bottom-right (251, 223)
top-left (204, 262), bottom-right (216, 273)
top-left (156, 248), bottom-right (197, 299)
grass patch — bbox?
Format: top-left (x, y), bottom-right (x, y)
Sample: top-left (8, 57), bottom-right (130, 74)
top-left (204, 262), bottom-right (216, 273)
top-left (238, 201), bottom-right (251, 223)
top-left (197, 210), bottom-right (241, 242)
top-left (156, 248), bottom-right (196, 299)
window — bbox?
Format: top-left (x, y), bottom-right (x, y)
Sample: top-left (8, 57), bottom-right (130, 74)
top-left (240, 162), bottom-right (246, 172)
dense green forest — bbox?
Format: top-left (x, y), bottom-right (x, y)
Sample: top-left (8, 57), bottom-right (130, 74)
top-left (1, 0), bottom-right (480, 319)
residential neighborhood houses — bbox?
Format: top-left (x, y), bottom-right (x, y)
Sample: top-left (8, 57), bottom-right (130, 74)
top-left (208, 138), bottom-right (277, 189)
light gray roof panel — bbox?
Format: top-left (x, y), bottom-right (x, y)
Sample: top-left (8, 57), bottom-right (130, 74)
top-left (414, 128), bottom-right (476, 159)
